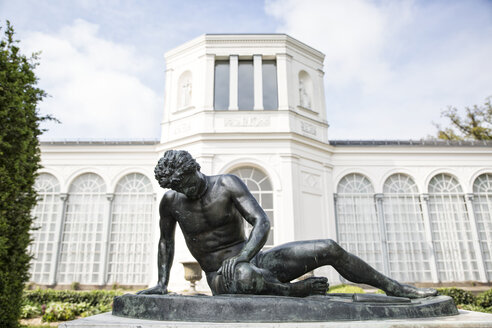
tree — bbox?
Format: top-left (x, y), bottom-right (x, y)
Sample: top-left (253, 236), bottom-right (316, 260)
top-left (435, 98), bottom-right (492, 141)
top-left (0, 21), bottom-right (48, 327)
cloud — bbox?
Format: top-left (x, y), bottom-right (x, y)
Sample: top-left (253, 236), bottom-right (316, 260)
top-left (266, 0), bottom-right (492, 139)
top-left (21, 19), bottom-right (162, 140)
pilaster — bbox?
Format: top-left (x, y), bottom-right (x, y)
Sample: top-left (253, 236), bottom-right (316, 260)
top-left (276, 53), bottom-right (292, 111)
top-left (375, 193), bottom-right (390, 276)
top-left (203, 54), bottom-right (215, 111)
top-left (465, 193), bottom-right (488, 282)
top-left (420, 194), bottom-right (439, 283)
top-left (100, 193), bottom-right (114, 285)
top-left (49, 193), bottom-right (68, 285)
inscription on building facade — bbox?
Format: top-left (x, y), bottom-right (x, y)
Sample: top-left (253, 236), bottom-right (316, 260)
top-left (301, 121), bottom-right (317, 136)
top-left (224, 116), bottom-right (271, 127)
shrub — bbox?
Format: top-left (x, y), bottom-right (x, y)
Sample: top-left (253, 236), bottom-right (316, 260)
top-left (0, 21), bottom-right (48, 327)
top-left (476, 289), bottom-right (492, 308)
top-left (19, 304), bottom-right (41, 319)
top-left (328, 284), bottom-right (365, 294)
top-left (437, 287), bottom-right (476, 305)
top-left (71, 282), bottom-right (80, 291)
top-left (41, 301), bottom-right (101, 322)
top-left (42, 302), bottom-right (77, 322)
top-left (80, 303), bottom-right (113, 317)
top-left (24, 289), bottom-right (123, 307)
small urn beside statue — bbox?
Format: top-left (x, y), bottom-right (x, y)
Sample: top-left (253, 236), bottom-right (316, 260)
top-left (181, 261), bottom-right (202, 293)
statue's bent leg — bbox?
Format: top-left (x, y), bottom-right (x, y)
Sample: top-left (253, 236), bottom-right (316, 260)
top-left (208, 262), bottom-right (328, 297)
top-left (256, 239), bottom-right (437, 299)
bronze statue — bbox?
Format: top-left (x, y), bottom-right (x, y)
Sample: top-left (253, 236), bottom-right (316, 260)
top-left (138, 150), bottom-right (437, 298)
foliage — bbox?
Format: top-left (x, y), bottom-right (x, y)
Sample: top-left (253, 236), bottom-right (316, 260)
top-left (41, 302), bottom-right (77, 322)
top-left (70, 282), bottom-right (80, 291)
top-left (0, 20), bottom-right (48, 328)
top-left (23, 289), bottom-right (123, 307)
top-left (435, 97), bottom-right (492, 140)
top-left (41, 301), bottom-right (107, 322)
top-left (476, 289), bottom-right (492, 308)
top-left (19, 304), bottom-right (41, 319)
top-left (328, 284), bottom-right (365, 294)
top-left (458, 304), bottom-right (492, 314)
top-left (437, 287), bottom-right (476, 305)
top-left (79, 303), bottom-right (112, 318)
top-left (22, 289), bottom-right (123, 323)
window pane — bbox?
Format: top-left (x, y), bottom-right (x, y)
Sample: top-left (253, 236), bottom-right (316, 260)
top-left (30, 173), bottom-right (60, 284)
top-left (107, 173), bottom-right (155, 285)
top-left (428, 174), bottom-right (479, 281)
top-left (473, 173), bottom-right (492, 280)
top-left (238, 60), bottom-right (254, 110)
top-left (335, 174), bottom-right (382, 272)
top-left (57, 173), bottom-right (106, 284)
top-left (214, 60), bottom-right (229, 110)
top-left (262, 60), bottom-right (278, 110)
top-left (382, 174), bottom-right (432, 282)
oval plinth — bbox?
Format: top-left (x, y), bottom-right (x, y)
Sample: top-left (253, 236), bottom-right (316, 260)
top-left (112, 293), bottom-right (459, 322)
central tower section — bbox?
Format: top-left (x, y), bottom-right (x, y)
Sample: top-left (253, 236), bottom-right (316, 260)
top-left (160, 34), bottom-right (328, 144)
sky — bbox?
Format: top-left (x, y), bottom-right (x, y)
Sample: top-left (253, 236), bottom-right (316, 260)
top-left (1, 0), bottom-right (491, 140)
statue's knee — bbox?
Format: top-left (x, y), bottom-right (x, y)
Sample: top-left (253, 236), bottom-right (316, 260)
top-left (234, 262), bottom-right (255, 282)
top-left (323, 239), bottom-right (344, 257)
top-left (233, 263), bottom-right (264, 294)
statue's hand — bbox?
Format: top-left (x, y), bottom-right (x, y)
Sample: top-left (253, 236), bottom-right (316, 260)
top-left (136, 284), bottom-right (168, 295)
top-left (218, 254), bottom-right (249, 282)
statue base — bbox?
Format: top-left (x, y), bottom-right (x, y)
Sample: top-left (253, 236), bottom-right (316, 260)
top-left (112, 293), bottom-right (458, 322)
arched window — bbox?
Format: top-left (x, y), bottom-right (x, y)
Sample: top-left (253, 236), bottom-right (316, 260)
top-left (382, 174), bottom-right (432, 282)
top-left (335, 173), bottom-right (383, 271)
top-left (298, 71), bottom-right (313, 110)
top-left (229, 167), bottom-right (274, 247)
top-left (57, 173), bottom-right (106, 284)
top-left (107, 173), bottom-right (155, 285)
top-left (473, 173), bottom-right (492, 280)
top-left (30, 173), bottom-right (60, 284)
top-left (428, 173), bottom-right (479, 281)
top-left (178, 71), bottom-right (192, 109)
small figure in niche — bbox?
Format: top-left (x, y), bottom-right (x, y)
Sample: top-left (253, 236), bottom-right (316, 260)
top-left (299, 79), bottom-right (311, 109)
top-left (180, 80), bottom-right (192, 108)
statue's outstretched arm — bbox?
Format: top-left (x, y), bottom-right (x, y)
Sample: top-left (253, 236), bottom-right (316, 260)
top-left (137, 192), bottom-right (176, 295)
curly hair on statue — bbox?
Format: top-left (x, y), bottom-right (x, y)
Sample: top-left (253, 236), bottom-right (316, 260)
top-left (154, 150), bottom-right (201, 189)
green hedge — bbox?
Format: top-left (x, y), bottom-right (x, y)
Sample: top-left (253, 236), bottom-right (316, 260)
top-left (23, 289), bottom-right (124, 307)
top-left (476, 289), bottom-right (492, 308)
top-left (21, 289), bottom-right (124, 323)
top-left (437, 287), bottom-right (476, 305)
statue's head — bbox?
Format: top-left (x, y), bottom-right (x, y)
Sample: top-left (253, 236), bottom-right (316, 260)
top-left (154, 150), bottom-right (201, 191)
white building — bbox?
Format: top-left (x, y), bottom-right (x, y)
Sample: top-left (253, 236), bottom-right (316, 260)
top-left (31, 34), bottom-right (492, 292)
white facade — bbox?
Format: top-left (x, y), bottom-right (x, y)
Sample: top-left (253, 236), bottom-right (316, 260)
top-left (32, 34), bottom-right (492, 292)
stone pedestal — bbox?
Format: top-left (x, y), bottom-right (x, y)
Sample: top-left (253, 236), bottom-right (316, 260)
top-left (112, 293), bottom-right (458, 322)
top-left (60, 310), bottom-right (492, 328)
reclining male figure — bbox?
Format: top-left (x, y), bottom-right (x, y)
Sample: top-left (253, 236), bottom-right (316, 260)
top-left (138, 150), bottom-right (437, 298)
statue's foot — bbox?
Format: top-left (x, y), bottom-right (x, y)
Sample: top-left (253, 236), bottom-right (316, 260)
top-left (291, 277), bottom-right (328, 297)
top-left (387, 284), bottom-right (437, 299)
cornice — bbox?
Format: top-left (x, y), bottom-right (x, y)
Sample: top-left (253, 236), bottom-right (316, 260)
top-left (164, 34), bottom-right (325, 63)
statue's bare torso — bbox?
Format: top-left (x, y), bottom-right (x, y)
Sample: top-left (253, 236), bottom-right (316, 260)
top-left (162, 174), bottom-right (250, 272)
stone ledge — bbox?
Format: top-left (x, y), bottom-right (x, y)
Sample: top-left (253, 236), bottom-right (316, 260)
top-left (112, 293), bottom-right (457, 322)
top-left (60, 310), bottom-right (492, 328)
